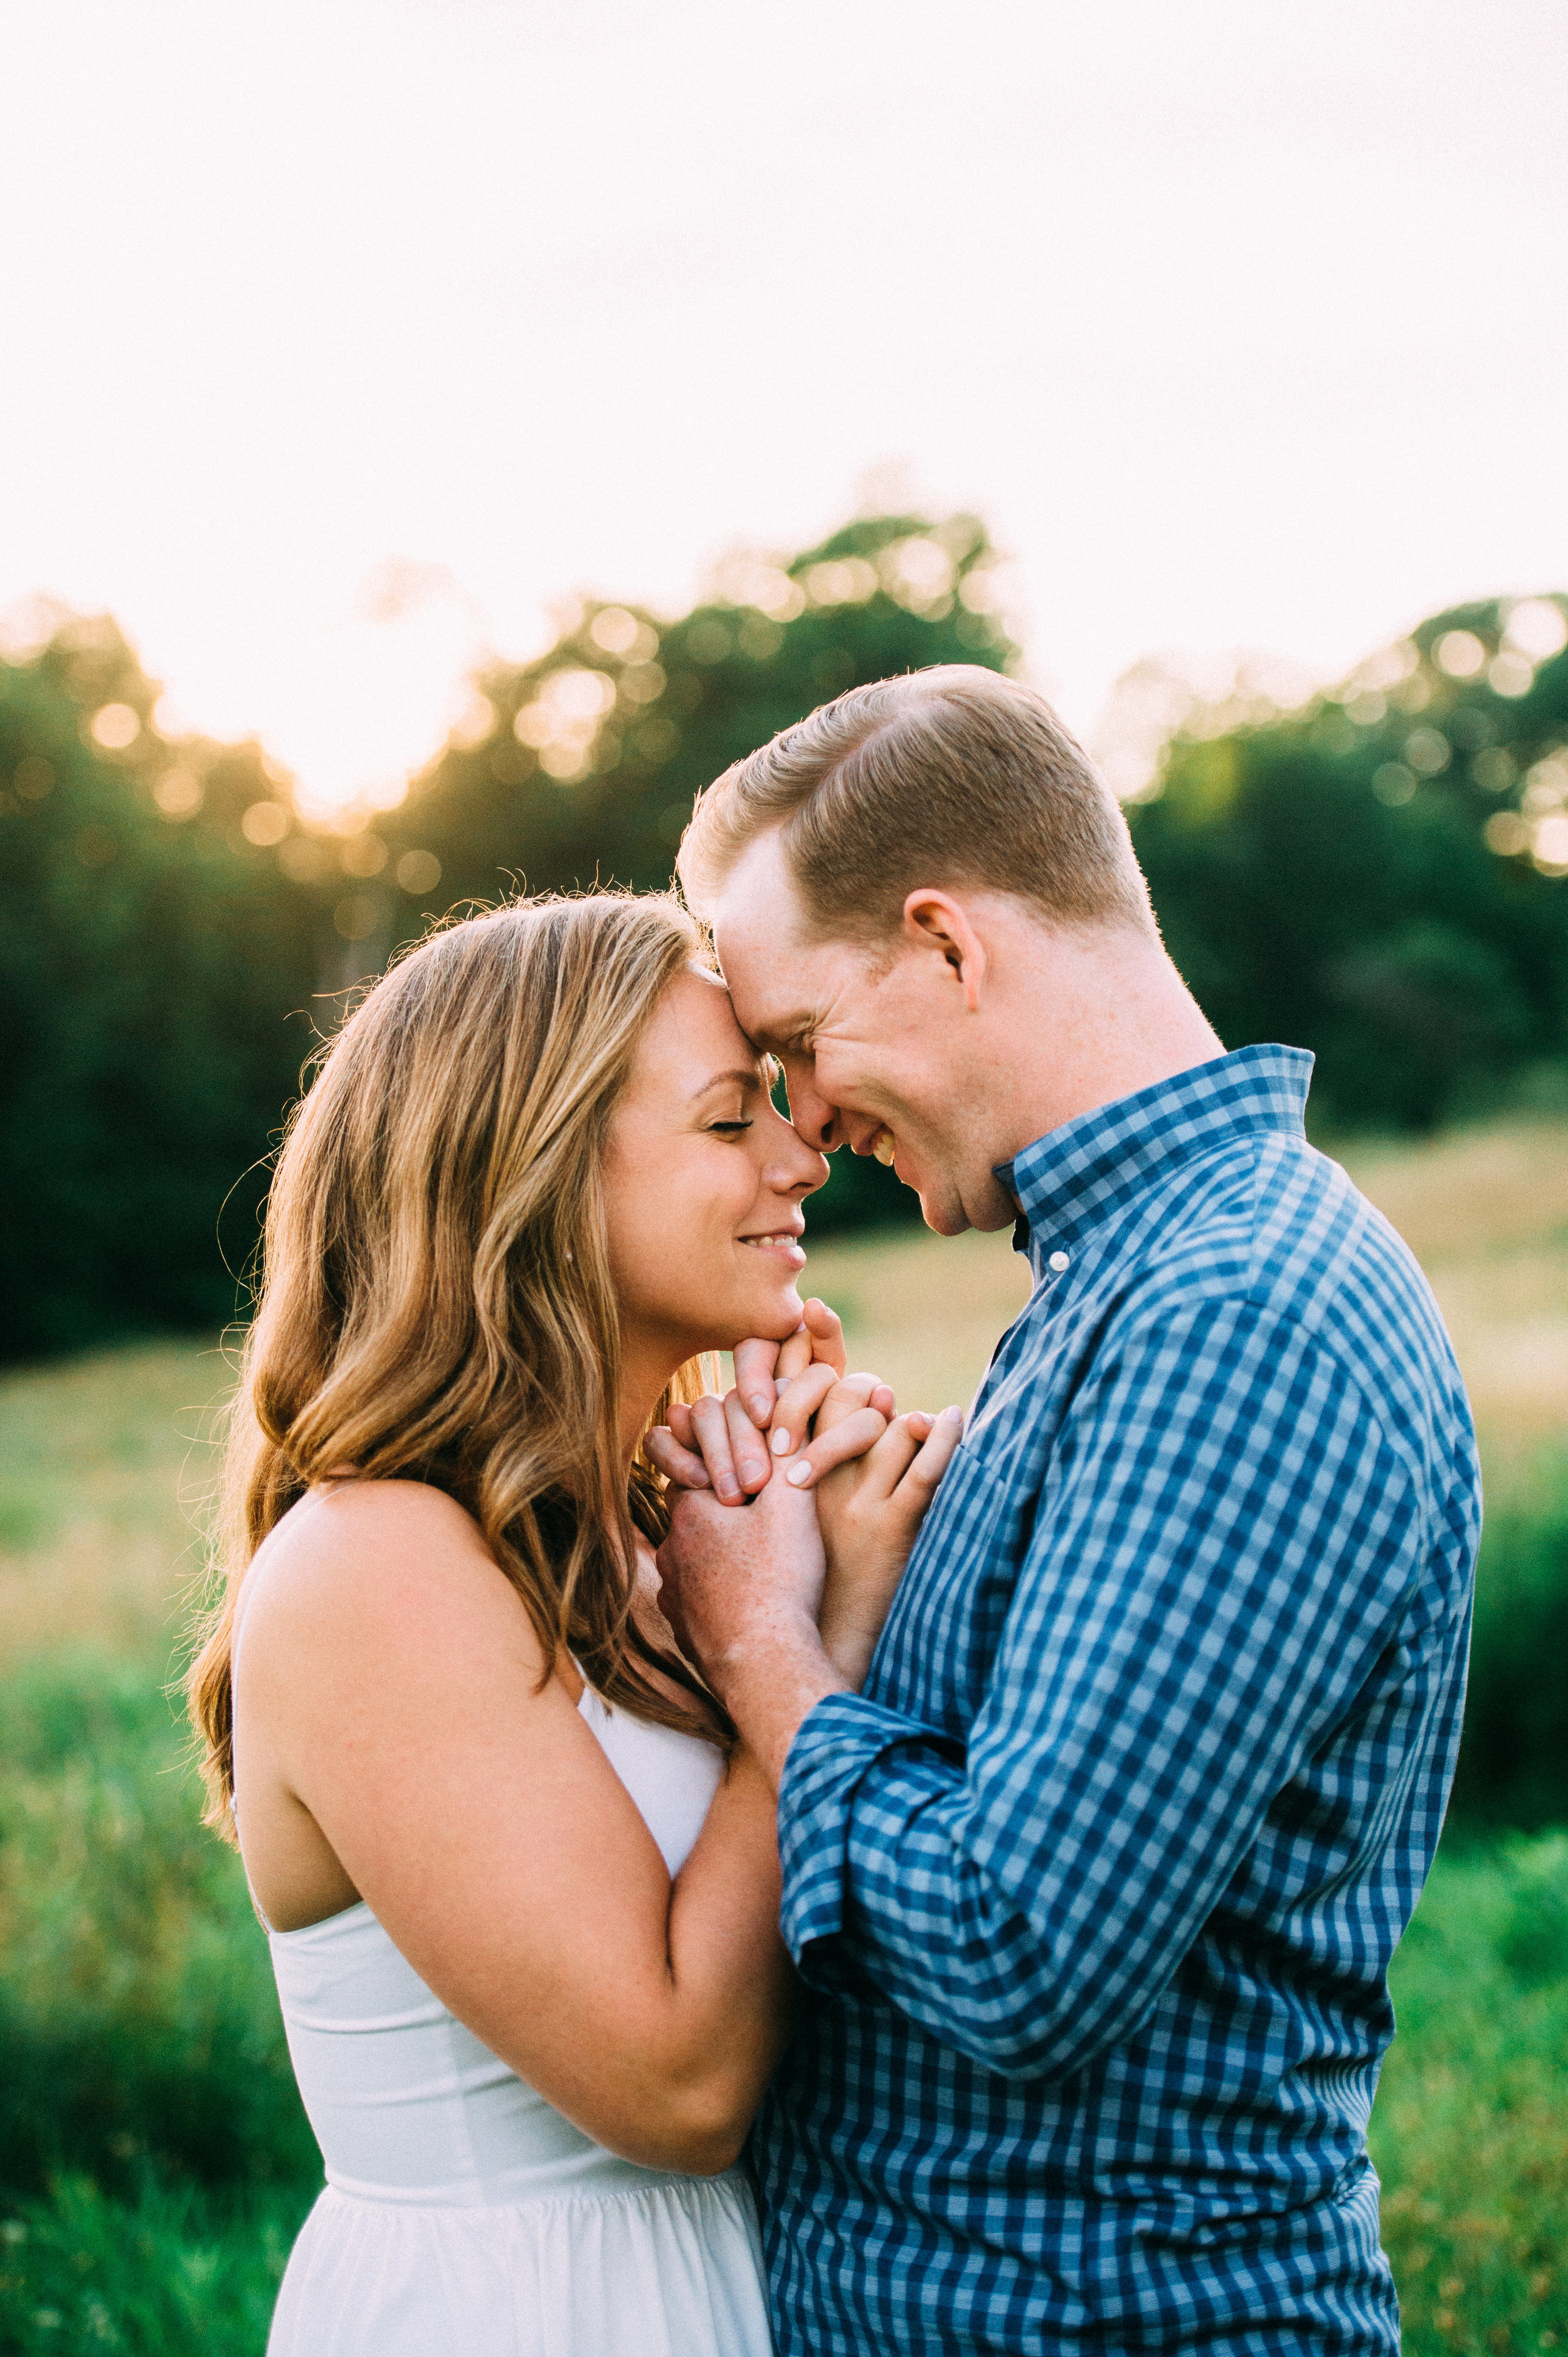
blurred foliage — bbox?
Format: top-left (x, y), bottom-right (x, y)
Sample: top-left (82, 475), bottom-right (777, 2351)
top-left (0, 514), bottom-right (1016, 1359)
top-left (0, 616), bottom-right (319, 1361)
top-left (0, 1639), bottom-right (1559, 2353)
top-left (1449, 1447), bottom-right (1568, 1831)
top-left (6, 542), bottom-right (1568, 1357)
top-left (384, 512), bottom-right (1014, 914)
top-left (1126, 595), bottom-right (1568, 1130)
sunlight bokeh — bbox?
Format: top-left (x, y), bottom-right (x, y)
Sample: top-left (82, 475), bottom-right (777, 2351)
top-left (1, 0), bottom-right (1565, 809)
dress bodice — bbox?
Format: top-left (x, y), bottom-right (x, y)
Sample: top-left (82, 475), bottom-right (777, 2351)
top-left (266, 1684), bottom-right (724, 2209)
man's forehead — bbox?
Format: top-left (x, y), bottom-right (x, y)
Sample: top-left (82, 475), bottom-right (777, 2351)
top-left (710, 836), bottom-right (822, 1015)
top-left (709, 830), bottom-right (894, 1047)
top-left (712, 941), bottom-right (820, 1046)
top-left (710, 832), bottom-right (805, 944)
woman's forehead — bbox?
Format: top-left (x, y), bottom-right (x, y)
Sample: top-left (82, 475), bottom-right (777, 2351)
top-left (645, 964), bottom-right (758, 1070)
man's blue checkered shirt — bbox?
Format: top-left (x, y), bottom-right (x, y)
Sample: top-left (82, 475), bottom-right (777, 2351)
top-left (756, 1046), bottom-right (1478, 2355)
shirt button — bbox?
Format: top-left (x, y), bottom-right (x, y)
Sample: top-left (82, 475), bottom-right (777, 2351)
top-left (1048, 1250), bottom-right (1070, 1273)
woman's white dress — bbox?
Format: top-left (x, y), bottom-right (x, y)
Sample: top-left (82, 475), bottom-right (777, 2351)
top-left (263, 1685), bottom-right (775, 2356)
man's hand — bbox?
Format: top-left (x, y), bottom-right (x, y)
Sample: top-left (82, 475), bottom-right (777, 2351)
top-left (656, 1476), bottom-right (846, 1792)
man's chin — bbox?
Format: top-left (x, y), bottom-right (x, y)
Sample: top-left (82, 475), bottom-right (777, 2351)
top-left (916, 1172), bottom-right (1019, 1238)
top-left (916, 1188), bottom-right (973, 1240)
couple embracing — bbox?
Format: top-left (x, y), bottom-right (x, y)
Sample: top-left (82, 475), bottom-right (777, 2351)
top-left (189, 667), bottom-right (1478, 2356)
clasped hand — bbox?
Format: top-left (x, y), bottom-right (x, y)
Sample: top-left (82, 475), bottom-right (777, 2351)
top-left (647, 1301), bottom-right (963, 1694)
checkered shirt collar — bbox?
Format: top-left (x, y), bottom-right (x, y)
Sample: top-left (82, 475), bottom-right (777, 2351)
top-left (997, 1043), bottom-right (1315, 1259)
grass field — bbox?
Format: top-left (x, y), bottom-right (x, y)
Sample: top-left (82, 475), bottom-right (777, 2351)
top-left (0, 1117), bottom-right (1565, 2353)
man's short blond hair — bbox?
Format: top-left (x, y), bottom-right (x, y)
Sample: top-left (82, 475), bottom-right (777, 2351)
top-left (677, 665), bottom-right (1154, 940)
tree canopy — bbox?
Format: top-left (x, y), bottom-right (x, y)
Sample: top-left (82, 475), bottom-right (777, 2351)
top-left (1128, 595), bottom-right (1568, 1129)
top-left (0, 511), bottom-right (1018, 1354)
top-left (5, 524), bottom-right (1567, 1358)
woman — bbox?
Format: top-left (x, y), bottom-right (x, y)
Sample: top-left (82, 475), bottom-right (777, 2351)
top-left (187, 893), bottom-right (958, 2357)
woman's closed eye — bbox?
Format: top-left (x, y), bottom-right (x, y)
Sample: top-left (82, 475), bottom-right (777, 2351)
top-left (709, 1119), bottom-right (753, 1136)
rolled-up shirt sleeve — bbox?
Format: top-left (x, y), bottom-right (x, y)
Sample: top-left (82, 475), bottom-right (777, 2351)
top-left (776, 1293), bottom-right (1436, 2081)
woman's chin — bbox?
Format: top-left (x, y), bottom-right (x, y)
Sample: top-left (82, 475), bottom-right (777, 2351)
top-left (706, 1275), bottom-right (807, 1353)
top-left (760, 1272), bottom-right (808, 1332)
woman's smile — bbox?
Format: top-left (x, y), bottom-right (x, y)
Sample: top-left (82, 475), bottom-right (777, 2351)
top-left (738, 1225), bottom-right (807, 1269)
top-left (602, 967), bottom-right (828, 1390)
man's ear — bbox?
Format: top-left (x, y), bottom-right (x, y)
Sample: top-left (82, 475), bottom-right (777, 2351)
top-left (901, 890), bottom-right (987, 1012)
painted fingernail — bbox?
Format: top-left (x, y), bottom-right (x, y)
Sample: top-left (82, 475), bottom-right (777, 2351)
top-left (771, 1428), bottom-right (793, 1455)
top-left (785, 1461), bottom-right (812, 1487)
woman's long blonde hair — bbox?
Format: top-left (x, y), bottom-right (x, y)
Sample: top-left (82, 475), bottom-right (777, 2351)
top-left (187, 892), bottom-right (727, 1838)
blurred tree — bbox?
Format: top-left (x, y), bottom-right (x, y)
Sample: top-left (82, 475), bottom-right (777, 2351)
top-left (0, 615), bottom-right (323, 1358)
top-left (0, 514), bottom-right (1020, 1356)
top-left (378, 508), bottom-right (1021, 1229)
top-left (1126, 595), bottom-right (1568, 1128)
top-left (15, 540), bottom-right (1562, 1361)
top-left (381, 509), bottom-right (1016, 907)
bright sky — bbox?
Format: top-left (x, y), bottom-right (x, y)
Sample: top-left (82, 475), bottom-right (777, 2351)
top-left (3, 0), bottom-right (1565, 811)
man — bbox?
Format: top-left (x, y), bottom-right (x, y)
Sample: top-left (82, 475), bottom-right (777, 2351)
top-left (652, 666), bottom-right (1478, 2356)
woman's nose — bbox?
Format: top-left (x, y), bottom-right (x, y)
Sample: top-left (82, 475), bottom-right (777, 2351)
top-left (783, 1152), bottom-right (830, 1199)
top-left (764, 1117), bottom-right (830, 1197)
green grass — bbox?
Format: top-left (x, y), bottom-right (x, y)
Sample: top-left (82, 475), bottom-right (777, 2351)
top-left (0, 1338), bottom-right (223, 1671)
top-left (0, 1653), bottom-right (322, 2351)
top-left (1, 1124), bottom-right (1567, 2352)
top-left (0, 2174), bottom-right (311, 2354)
top-left (1374, 1838), bottom-right (1568, 2354)
top-left (0, 1658), bottom-right (318, 2203)
top-left (1451, 1453), bottom-right (1568, 1828)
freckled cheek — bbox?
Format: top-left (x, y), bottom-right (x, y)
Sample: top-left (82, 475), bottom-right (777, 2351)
top-left (683, 1149), bottom-right (763, 1252)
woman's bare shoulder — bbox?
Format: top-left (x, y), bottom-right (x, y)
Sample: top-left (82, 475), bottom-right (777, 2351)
top-left (238, 1478), bottom-right (541, 1673)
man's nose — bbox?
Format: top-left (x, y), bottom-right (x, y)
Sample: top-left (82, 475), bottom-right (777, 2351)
top-left (783, 1070), bottom-right (839, 1152)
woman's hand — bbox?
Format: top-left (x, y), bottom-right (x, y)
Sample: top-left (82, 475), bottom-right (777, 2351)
top-left (734, 1296), bottom-right (847, 1430)
top-left (755, 1369), bottom-right (965, 1684)
top-left (810, 1405), bottom-right (964, 1686)
top-left (647, 1321), bottom-right (965, 1688)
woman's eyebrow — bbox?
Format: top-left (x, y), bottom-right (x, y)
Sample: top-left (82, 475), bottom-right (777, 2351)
top-left (691, 1066), bottom-right (765, 1101)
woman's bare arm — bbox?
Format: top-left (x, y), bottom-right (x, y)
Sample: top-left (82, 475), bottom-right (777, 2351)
top-left (232, 1480), bottom-right (793, 2176)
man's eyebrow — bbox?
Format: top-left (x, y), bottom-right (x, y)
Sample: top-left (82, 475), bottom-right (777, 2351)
top-left (744, 1013), bottom-right (813, 1053)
